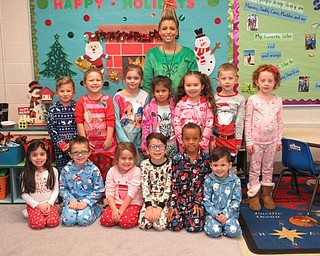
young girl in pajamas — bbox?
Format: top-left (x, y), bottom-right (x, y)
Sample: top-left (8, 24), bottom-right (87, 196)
top-left (203, 146), bottom-right (242, 238)
top-left (20, 140), bottom-right (59, 230)
top-left (174, 71), bottom-right (216, 153)
top-left (113, 64), bottom-right (149, 161)
top-left (59, 136), bottom-right (104, 227)
top-left (139, 132), bottom-right (172, 230)
top-left (141, 75), bottom-right (176, 159)
top-left (245, 64), bottom-right (283, 212)
top-left (100, 142), bottom-right (143, 229)
top-left (75, 68), bottom-right (117, 181)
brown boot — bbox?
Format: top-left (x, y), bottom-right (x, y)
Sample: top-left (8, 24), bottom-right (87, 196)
top-left (248, 189), bottom-right (261, 212)
top-left (261, 185), bottom-right (276, 210)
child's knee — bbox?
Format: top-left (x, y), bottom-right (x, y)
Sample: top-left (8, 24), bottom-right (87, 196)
top-left (204, 224), bottom-right (222, 238)
top-left (61, 213), bottom-right (77, 227)
top-left (225, 224), bottom-right (242, 238)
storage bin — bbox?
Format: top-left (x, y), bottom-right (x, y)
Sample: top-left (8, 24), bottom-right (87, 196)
top-left (0, 169), bottom-right (10, 199)
top-left (0, 145), bottom-right (25, 165)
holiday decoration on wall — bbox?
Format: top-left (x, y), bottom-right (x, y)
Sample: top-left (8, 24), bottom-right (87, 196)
top-left (26, 82), bottom-right (54, 126)
top-left (76, 32), bottom-right (108, 73)
top-left (194, 28), bottom-right (220, 76)
top-left (30, 1), bottom-right (233, 99)
top-left (39, 34), bottom-right (77, 80)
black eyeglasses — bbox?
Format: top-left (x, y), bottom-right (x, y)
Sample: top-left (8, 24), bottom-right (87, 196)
top-left (148, 144), bottom-right (166, 150)
top-left (70, 150), bottom-right (90, 156)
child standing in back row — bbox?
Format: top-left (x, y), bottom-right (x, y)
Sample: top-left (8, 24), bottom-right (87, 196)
top-left (245, 64), bottom-right (283, 212)
top-left (47, 76), bottom-right (78, 171)
top-left (142, 75), bottom-right (176, 158)
top-left (174, 71), bottom-right (215, 153)
top-left (75, 68), bottom-right (117, 181)
top-left (210, 63), bottom-right (245, 173)
top-left (20, 140), bottom-right (59, 230)
top-left (113, 64), bottom-right (149, 161)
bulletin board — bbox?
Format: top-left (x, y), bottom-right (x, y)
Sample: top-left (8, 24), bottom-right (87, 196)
top-left (237, 0), bottom-right (320, 104)
top-left (29, 0), bottom-right (234, 101)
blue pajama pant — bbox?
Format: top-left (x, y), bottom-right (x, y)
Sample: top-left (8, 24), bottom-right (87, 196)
top-left (61, 203), bottom-right (101, 227)
top-left (204, 215), bottom-right (242, 238)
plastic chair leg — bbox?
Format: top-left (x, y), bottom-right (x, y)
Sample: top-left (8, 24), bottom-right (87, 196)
top-left (307, 175), bottom-right (319, 216)
top-left (273, 169), bottom-right (286, 200)
top-left (292, 172), bottom-right (300, 194)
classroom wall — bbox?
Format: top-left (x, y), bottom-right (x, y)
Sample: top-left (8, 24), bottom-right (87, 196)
top-left (1, 0), bottom-right (320, 164)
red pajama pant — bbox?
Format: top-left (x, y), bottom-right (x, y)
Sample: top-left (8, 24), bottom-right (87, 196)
top-left (27, 204), bottom-right (59, 230)
top-left (100, 204), bottom-right (141, 229)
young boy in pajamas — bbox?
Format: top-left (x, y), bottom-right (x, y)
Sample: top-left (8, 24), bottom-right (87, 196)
top-left (168, 123), bottom-right (210, 232)
top-left (59, 136), bottom-right (104, 227)
top-left (203, 146), bottom-right (242, 238)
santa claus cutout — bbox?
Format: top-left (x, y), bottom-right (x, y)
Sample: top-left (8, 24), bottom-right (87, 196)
top-left (77, 32), bottom-right (108, 73)
top-left (194, 28), bottom-right (220, 76)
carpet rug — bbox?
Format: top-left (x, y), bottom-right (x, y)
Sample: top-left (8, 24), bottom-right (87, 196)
top-left (240, 176), bottom-right (320, 254)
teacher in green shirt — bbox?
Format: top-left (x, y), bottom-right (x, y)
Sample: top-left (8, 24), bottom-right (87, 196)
top-left (142, 1), bottom-right (198, 96)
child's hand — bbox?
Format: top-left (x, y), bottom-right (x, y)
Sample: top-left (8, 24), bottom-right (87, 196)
top-left (193, 204), bottom-right (204, 216)
top-left (43, 204), bottom-right (51, 215)
top-left (246, 145), bottom-right (254, 155)
top-left (111, 208), bottom-right (121, 223)
top-left (216, 213), bottom-right (227, 225)
top-left (77, 201), bottom-right (87, 210)
top-left (168, 208), bottom-right (178, 221)
top-left (62, 143), bottom-right (69, 152)
top-left (69, 199), bottom-right (78, 210)
top-left (89, 142), bottom-right (95, 151)
top-left (36, 204), bottom-right (48, 215)
top-left (276, 143), bottom-right (282, 151)
top-left (150, 207), bottom-right (162, 223)
top-left (144, 206), bottom-right (153, 222)
top-left (103, 138), bottom-right (112, 150)
top-left (209, 141), bottom-right (216, 151)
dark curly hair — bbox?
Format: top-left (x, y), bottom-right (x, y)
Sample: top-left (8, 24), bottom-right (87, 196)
top-left (175, 71), bottom-right (216, 115)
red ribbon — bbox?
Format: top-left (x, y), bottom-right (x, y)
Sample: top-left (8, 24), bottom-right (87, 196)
top-left (164, 0), bottom-right (177, 11)
top-left (271, 65), bottom-right (279, 73)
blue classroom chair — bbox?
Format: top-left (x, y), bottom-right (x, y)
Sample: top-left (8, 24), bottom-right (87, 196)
top-left (273, 138), bottom-right (320, 216)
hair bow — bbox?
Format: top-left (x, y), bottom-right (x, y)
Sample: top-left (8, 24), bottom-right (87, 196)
top-left (271, 65), bottom-right (278, 73)
top-left (164, 0), bottom-right (177, 10)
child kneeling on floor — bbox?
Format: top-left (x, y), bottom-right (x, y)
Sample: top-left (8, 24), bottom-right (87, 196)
top-left (100, 142), bottom-right (143, 228)
top-left (59, 136), bottom-right (104, 227)
top-left (203, 146), bottom-right (242, 238)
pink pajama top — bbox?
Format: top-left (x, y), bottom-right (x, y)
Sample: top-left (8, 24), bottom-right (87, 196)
top-left (245, 94), bottom-right (283, 146)
top-left (174, 95), bottom-right (214, 152)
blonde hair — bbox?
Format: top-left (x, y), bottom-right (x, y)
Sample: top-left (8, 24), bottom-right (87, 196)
top-left (83, 67), bottom-right (103, 82)
top-left (56, 76), bottom-right (75, 91)
top-left (158, 1), bottom-right (179, 39)
top-left (217, 63), bottom-right (237, 78)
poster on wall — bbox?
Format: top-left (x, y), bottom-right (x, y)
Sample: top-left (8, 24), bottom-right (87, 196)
top-left (237, 0), bottom-right (320, 104)
top-left (30, 0), bottom-right (234, 101)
